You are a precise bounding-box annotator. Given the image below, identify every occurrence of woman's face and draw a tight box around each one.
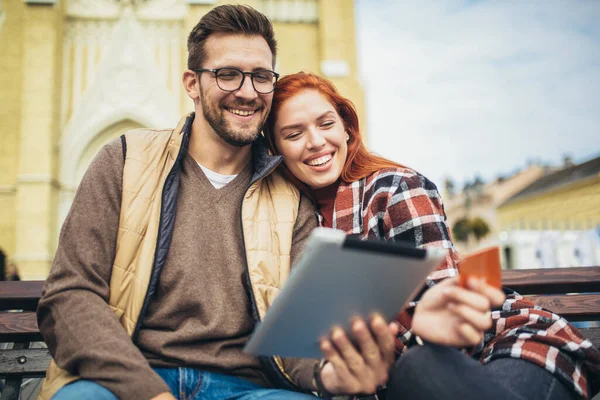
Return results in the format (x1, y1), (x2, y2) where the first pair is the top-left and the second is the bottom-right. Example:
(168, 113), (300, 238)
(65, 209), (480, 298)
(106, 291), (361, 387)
(273, 90), (348, 189)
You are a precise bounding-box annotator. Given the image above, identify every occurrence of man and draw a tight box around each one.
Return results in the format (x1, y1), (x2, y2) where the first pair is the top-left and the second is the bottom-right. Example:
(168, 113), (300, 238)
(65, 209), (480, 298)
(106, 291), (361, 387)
(37, 5), (395, 400)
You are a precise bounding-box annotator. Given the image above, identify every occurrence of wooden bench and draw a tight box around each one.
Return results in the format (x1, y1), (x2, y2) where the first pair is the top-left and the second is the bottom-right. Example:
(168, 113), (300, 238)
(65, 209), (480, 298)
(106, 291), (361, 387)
(1, 267), (599, 400)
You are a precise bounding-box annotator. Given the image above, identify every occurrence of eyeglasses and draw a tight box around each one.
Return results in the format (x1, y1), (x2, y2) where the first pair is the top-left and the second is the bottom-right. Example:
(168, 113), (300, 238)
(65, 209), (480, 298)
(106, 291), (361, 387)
(193, 67), (280, 94)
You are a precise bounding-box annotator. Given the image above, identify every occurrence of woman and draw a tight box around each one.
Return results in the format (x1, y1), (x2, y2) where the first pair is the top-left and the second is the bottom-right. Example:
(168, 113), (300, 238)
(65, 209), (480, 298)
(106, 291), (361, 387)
(265, 72), (599, 400)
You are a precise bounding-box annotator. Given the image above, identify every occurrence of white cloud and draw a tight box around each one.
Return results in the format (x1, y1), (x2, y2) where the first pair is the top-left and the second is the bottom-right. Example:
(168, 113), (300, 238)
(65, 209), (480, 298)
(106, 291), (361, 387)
(356, 0), (600, 187)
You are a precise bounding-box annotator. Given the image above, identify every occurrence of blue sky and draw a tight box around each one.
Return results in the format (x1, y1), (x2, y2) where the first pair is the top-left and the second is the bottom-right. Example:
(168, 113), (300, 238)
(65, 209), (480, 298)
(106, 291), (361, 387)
(355, 0), (600, 188)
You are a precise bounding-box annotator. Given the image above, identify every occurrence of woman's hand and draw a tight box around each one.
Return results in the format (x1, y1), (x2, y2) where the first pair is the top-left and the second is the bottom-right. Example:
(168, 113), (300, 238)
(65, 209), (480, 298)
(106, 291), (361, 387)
(317, 314), (399, 395)
(411, 276), (506, 348)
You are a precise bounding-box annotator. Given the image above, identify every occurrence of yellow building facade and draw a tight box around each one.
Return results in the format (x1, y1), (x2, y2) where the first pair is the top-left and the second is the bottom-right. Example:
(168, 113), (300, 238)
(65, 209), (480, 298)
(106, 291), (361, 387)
(498, 159), (600, 232)
(497, 157), (600, 269)
(0, 0), (365, 279)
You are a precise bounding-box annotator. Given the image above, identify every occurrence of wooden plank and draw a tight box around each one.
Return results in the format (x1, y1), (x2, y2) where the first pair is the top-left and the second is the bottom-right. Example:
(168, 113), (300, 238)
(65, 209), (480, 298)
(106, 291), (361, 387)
(0, 348), (50, 376)
(525, 294), (600, 321)
(0, 281), (44, 311)
(502, 266), (600, 295)
(0, 312), (42, 342)
(0, 342), (27, 400)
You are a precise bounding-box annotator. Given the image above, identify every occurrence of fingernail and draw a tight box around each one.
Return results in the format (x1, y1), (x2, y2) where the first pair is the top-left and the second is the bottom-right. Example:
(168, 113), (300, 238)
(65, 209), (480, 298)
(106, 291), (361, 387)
(374, 315), (385, 326)
(353, 320), (365, 331)
(333, 328), (344, 339)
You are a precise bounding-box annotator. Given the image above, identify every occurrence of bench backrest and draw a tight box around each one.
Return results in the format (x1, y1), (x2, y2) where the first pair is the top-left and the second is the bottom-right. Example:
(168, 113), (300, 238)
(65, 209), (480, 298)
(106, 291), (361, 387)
(1, 267), (599, 379)
(502, 266), (600, 347)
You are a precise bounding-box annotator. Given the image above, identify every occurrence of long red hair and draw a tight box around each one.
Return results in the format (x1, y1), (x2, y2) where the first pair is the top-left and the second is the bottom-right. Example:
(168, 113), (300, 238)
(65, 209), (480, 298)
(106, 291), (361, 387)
(264, 72), (405, 191)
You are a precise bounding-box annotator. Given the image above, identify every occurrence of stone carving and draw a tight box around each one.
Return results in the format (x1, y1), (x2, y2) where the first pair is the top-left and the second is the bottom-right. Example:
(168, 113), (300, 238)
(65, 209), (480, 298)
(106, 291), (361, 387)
(59, 8), (181, 225)
(0, 0), (5, 32)
(66, 0), (186, 20)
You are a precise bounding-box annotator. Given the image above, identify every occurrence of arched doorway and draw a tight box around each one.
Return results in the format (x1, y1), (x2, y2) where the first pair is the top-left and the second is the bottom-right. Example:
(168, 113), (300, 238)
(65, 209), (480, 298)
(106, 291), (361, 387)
(58, 119), (145, 231)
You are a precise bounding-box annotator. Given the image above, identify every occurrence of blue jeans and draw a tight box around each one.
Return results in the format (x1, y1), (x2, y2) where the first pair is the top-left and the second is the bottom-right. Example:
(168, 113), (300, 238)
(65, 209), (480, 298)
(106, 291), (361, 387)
(53, 368), (317, 400)
(387, 343), (580, 400)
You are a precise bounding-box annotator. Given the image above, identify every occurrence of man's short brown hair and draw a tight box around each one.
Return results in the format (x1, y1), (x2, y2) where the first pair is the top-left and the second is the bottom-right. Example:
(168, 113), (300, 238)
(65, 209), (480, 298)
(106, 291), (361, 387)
(187, 4), (277, 69)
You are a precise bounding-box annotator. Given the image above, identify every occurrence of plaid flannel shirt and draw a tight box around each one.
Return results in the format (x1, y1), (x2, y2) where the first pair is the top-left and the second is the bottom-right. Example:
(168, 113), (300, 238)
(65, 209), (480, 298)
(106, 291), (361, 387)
(324, 167), (599, 399)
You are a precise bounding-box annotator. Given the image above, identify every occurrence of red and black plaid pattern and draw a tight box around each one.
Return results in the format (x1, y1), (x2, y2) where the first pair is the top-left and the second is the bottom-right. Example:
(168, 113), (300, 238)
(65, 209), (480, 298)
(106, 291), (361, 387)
(324, 167), (599, 399)
(329, 167), (459, 347)
(480, 294), (600, 399)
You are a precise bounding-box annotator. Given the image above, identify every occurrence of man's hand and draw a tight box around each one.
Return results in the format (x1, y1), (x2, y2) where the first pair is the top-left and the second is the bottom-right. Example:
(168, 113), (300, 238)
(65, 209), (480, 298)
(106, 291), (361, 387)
(412, 276), (506, 347)
(318, 314), (399, 395)
(150, 392), (176, 400)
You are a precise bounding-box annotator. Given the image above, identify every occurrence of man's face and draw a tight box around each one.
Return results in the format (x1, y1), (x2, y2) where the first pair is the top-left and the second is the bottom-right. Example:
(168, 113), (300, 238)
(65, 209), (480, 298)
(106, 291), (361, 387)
(197, 33), (274, 147)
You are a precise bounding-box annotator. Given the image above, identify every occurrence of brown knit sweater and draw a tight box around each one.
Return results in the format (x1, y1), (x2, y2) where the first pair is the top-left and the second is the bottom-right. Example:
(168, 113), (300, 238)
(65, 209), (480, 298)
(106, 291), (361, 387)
(38, 139), (318, 399)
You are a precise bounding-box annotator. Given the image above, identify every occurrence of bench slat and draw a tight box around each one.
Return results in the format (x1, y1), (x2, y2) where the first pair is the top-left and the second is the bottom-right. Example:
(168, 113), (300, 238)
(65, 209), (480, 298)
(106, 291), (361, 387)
(0, 281), (44, 312)
(502, 267), (600, 295)
(0, 312), (42, 342)
(0, 348), (50, 376)
(526, 294), (600, 321)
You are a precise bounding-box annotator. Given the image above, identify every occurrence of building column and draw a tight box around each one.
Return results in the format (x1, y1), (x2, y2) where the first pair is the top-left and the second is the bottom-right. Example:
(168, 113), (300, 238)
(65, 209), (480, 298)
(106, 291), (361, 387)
(0, 0), (25, 261)
(317, 0), (367, 142)
(15, 1), (64, 279)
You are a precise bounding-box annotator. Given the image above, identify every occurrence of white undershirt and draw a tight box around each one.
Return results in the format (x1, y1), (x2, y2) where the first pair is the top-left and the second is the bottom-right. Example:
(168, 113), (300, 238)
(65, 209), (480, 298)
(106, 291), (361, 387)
(198, 163), (238, 189)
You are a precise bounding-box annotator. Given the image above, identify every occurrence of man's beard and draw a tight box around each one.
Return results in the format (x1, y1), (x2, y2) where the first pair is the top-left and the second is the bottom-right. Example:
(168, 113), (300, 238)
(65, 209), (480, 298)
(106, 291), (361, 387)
(200, 88), (267, 147)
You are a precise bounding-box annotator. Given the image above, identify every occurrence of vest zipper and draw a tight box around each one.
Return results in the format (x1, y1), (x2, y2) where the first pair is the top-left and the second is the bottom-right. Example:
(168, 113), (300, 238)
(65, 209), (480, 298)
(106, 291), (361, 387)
(238, 159), (304, 392)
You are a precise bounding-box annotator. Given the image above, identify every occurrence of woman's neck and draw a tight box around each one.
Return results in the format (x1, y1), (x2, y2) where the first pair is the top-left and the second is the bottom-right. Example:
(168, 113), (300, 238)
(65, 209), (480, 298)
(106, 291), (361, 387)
(311, 181), (340, 228)
(312, 181), (340, 205)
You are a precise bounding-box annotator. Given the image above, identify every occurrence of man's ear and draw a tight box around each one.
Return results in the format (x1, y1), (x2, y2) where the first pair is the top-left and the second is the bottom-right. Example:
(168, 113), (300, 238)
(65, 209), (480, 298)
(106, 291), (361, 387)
(182, 70), (200, 100)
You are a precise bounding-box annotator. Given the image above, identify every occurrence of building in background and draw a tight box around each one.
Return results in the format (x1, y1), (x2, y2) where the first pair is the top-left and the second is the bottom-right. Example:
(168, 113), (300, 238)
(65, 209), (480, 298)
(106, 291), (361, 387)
(497, 155), (600, 270)
(0, 0), (365, 279)
(444, 164), (550, 254)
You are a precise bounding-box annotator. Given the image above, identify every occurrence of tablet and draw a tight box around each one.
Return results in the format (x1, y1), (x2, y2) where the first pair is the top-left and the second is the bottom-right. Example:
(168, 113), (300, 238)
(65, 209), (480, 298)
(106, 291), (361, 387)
(244, 227), (446, 358)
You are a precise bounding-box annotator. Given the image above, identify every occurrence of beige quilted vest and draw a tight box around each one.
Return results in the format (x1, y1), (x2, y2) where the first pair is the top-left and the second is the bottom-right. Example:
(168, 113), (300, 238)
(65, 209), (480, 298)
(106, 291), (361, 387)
(38, 115), (300, 399)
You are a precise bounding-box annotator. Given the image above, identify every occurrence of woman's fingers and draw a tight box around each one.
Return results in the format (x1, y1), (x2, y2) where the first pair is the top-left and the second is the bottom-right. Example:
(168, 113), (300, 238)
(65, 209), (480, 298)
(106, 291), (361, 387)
(467, 277), (506, 307)
(443, 285), (491, 312)
(448, 302), (493, 331)
(457, 320), (484, 345)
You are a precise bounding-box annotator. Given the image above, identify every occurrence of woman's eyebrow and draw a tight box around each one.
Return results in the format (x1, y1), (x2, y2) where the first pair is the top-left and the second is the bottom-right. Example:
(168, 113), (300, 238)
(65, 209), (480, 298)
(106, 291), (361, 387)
(279, 122), (304, 133)
(279, 110), (336, 133)
(316, 111), (336, 121)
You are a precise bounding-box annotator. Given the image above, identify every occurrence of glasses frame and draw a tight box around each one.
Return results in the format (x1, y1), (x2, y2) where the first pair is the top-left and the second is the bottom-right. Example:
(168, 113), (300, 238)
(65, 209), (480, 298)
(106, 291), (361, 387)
(193, 67), (280, 94)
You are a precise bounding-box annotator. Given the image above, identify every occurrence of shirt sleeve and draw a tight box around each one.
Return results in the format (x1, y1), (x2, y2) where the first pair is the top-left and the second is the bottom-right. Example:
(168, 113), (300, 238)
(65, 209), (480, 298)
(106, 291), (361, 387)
(37, 138), (171, 400)
(365, 170), (459, 352)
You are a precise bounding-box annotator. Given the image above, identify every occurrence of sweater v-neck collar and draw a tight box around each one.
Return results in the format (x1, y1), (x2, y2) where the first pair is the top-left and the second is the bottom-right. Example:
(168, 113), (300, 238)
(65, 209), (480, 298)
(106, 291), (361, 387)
(185, 155), (252, 202)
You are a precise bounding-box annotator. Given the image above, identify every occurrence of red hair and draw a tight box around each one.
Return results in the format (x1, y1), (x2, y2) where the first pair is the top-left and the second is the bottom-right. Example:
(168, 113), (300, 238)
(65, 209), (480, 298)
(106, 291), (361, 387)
(265, 72), (405, 191)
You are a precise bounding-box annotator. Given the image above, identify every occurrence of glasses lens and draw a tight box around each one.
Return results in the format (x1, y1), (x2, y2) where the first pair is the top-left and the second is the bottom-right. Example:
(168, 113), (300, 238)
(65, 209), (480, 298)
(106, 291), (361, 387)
(252, 70), (276, 94)
(215, 68), (243, 91)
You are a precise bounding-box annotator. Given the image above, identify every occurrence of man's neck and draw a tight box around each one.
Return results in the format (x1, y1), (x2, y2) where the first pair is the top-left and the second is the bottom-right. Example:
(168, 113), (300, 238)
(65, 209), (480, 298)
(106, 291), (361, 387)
(188, 117), (252, 175)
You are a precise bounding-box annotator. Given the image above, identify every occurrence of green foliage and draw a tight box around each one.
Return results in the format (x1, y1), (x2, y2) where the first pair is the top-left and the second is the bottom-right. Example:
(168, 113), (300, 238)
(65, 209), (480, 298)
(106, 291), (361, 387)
(471, 217), (491, 242)
(452, 218), (471, 243)
(452, 216), (491, 243)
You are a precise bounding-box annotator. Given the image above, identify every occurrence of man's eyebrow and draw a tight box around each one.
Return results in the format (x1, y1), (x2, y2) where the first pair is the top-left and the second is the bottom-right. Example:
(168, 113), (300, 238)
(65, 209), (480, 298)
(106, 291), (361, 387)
(216, 65), (274, 72)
